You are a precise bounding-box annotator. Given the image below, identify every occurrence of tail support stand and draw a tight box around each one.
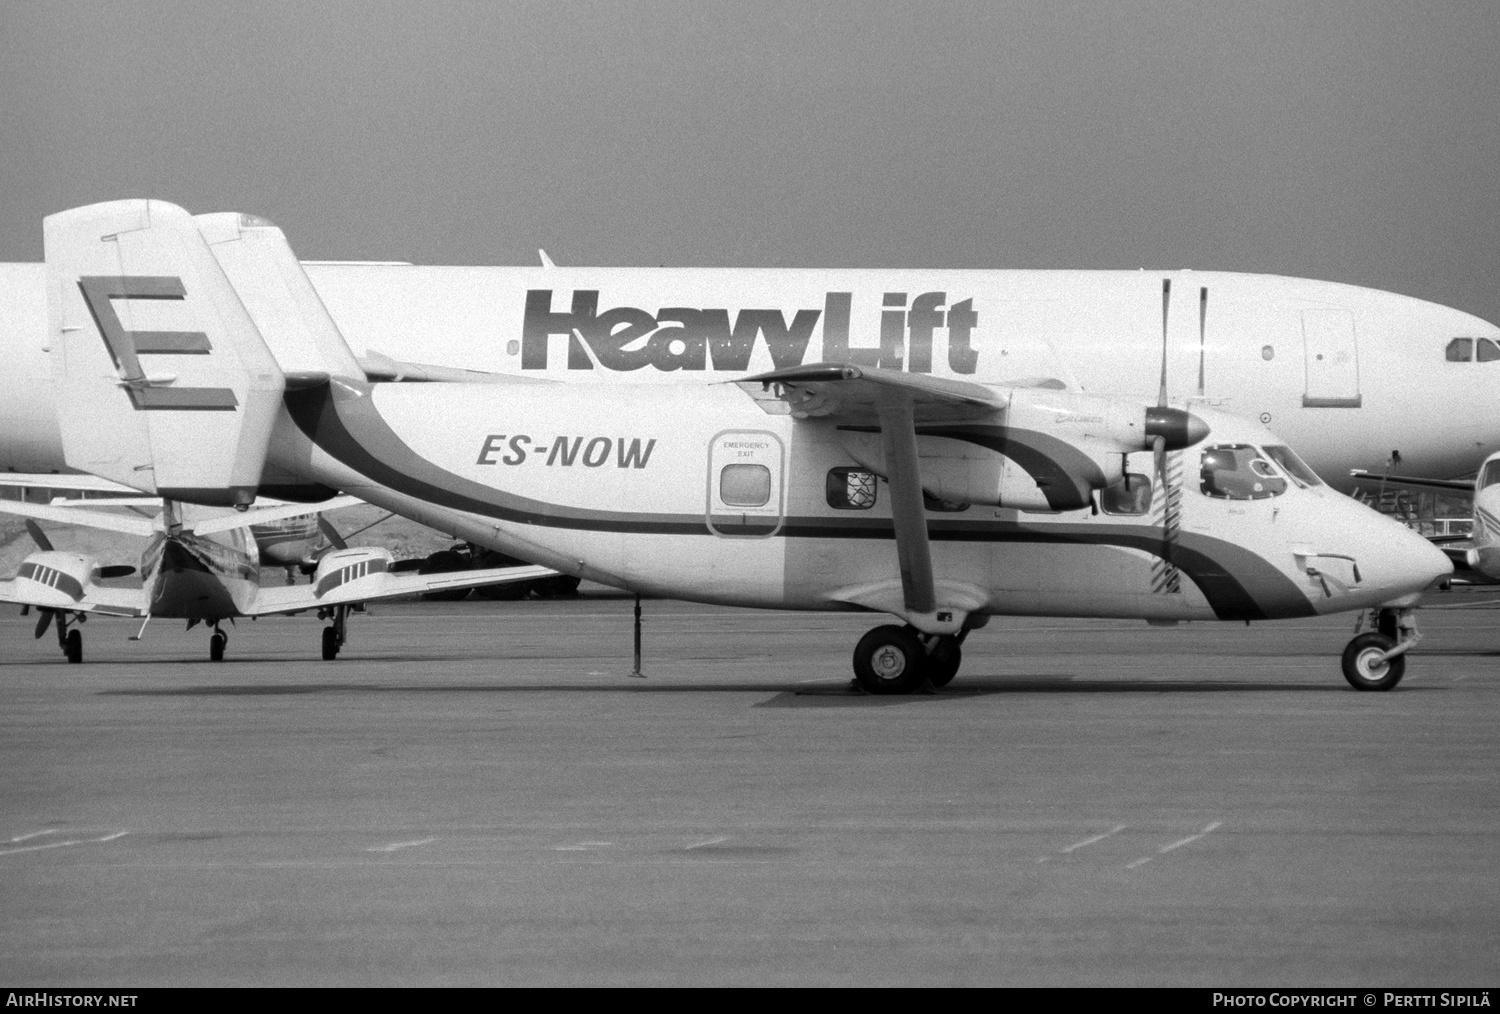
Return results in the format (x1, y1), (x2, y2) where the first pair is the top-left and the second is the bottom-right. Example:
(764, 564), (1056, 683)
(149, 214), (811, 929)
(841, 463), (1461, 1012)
(629, 594), (644, 678)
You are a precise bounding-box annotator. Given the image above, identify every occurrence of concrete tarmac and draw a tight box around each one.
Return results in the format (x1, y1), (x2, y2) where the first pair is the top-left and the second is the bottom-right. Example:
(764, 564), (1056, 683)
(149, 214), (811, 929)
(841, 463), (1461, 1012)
(2, 593), (1498, 987)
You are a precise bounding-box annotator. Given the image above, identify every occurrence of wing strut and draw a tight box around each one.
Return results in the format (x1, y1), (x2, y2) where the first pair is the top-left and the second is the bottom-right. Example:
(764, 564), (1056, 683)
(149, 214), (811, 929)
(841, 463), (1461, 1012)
(876, 394), (936, 616)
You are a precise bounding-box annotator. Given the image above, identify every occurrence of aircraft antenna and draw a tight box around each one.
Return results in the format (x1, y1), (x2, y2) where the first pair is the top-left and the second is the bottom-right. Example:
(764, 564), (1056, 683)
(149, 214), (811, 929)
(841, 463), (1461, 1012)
(1197, 286), (1208, 398)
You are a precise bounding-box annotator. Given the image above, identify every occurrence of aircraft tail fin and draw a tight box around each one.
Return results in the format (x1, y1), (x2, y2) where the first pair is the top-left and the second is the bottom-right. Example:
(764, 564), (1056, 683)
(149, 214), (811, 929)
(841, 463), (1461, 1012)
(193, 213), (364, 382)
(44, 201), (286, 506)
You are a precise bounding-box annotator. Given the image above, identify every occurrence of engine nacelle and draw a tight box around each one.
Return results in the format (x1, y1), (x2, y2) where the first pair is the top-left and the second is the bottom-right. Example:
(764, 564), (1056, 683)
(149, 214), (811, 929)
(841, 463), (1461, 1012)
(838, 389), (1209, 512)
(14, 551), (98, 607)
(312, 547), (395, 599)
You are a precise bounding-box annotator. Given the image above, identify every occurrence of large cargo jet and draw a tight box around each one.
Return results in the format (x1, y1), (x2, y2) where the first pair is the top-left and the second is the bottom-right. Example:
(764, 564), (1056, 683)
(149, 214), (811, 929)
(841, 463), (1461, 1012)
(2, 251), (1498, 487)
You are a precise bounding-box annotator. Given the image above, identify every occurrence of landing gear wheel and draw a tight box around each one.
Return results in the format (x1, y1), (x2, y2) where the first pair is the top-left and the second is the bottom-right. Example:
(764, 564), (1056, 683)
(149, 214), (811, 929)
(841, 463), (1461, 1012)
(321, 626), (340, 661)
(209, 631), (227, 662)
(852, 624), (928, 695)
(1342, 632), (1405, 691)
(64, 628), (82, 664)
(926, 638), (962, 688)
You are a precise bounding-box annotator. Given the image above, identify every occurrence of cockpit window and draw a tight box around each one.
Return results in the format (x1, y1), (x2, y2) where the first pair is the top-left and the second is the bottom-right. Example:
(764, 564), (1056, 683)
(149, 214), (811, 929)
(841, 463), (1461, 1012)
(1261, 444), (1325, 488)
(1447, 338), (1474, 362)
(1479, 338), (1500, 362)
(1481, 460), (1500, 489)
(1200, 444), (1288, 500)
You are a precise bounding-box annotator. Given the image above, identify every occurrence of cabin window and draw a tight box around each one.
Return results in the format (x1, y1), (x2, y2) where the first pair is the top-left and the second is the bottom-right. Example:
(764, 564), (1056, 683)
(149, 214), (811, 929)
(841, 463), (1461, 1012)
(827, 467), (878, 509)
(1480, 338), (1500, 362)
(1261, 444), (1324, 488)
(1447, 338), (1474, 362)
(1200, 444), (1287, 500)
(1100, 474), (1153, 515)
(720, 464), (771, 507)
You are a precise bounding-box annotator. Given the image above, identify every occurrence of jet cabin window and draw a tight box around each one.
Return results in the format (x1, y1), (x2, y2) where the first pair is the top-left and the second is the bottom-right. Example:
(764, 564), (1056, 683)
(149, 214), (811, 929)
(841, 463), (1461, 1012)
(827, 467), (878, 510)
(1446, 337), (1500, 362)
(720, 464), (771, 507)
(1100, 474), (1153, 515)
(1200, 444), (1288, 500)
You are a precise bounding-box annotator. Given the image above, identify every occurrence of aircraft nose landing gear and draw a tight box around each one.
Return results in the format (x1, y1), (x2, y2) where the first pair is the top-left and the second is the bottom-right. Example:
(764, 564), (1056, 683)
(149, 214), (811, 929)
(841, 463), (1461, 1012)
(1342, 607), (1420, 691)
(209, 626), (227, 662)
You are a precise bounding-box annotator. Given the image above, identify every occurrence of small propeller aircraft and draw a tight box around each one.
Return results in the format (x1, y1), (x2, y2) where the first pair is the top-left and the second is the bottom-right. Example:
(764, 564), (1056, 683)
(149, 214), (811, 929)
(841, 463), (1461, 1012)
(0, 493), (554, 663)
(1351, 453), (1500, 583)
(26, 200), (1453, 690)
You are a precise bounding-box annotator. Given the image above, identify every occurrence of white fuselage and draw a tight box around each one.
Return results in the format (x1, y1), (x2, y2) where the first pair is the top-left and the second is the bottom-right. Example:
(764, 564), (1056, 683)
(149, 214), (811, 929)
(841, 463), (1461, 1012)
(269, 378), (1449, 622)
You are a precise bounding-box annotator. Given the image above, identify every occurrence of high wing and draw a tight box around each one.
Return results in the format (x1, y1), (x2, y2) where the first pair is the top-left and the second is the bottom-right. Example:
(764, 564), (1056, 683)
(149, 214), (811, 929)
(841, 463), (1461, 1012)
(745, 363), (1005, 423)
(1348, 469), (1474, 493)
(247, 562), (558, 616)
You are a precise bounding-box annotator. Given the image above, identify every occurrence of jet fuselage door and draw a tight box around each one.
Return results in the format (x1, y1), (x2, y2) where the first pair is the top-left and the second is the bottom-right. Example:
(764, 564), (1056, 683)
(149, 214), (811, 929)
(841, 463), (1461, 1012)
(706, 429), (785, 537)
(1301, 309), (1362, 408)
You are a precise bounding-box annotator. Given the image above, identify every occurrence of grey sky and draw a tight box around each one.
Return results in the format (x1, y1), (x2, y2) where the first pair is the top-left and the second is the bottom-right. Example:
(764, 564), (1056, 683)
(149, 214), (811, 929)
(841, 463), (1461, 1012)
(3, 1), (1498, 321)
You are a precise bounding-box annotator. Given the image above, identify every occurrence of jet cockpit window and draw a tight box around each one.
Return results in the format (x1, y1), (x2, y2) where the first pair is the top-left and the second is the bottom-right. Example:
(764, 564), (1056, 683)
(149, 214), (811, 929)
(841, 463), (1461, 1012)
(1479, 338), (1500, 362)
(1446, 338), (1474, 362)
(720, 463), (771, 507)
(1261, 444), (1325, 488)
(827, 467), (878, 510)
(1200, 444), (1288, 500)
(1480, 460), (1500, 489)
(1100, 473), (1153, 515)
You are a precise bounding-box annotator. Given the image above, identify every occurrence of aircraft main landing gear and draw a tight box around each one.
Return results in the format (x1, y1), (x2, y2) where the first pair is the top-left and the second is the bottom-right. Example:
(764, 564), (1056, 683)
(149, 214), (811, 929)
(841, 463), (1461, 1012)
(39, 609), (85, 664)
(320, 605), (349, 660)
(1342, 607), (1420, 691)
(851, 625), (968, 695)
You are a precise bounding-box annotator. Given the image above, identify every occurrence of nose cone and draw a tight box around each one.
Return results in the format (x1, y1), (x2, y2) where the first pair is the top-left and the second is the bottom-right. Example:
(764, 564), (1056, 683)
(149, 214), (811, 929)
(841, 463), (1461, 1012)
(1374, 522), (1453, 604)
(1145, 407), (1211, 450)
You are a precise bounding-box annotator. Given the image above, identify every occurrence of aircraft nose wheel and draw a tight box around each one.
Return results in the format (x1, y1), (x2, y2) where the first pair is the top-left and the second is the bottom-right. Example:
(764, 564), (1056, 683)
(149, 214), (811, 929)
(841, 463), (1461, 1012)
(852, 625), (928, 695)
(209, 630), (227, 662)
(64, 628), (82, 664)
(1341, 632), (1405, 691)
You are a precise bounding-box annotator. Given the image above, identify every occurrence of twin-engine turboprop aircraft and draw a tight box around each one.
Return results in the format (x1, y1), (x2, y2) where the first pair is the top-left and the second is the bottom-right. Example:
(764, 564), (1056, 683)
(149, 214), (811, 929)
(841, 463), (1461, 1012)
(25, 200), (1451, 691)
(0, 493), (554, 663)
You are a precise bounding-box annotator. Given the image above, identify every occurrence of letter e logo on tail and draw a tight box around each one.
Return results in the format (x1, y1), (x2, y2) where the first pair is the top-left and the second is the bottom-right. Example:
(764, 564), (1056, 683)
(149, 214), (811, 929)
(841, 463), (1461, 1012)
(78, 275), (238, 411)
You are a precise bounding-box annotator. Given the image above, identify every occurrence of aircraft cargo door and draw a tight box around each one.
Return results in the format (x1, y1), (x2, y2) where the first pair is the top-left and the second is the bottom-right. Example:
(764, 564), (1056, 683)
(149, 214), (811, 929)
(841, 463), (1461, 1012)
(1301, 309), (1361, 408)
(706, 430), (784, 537)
